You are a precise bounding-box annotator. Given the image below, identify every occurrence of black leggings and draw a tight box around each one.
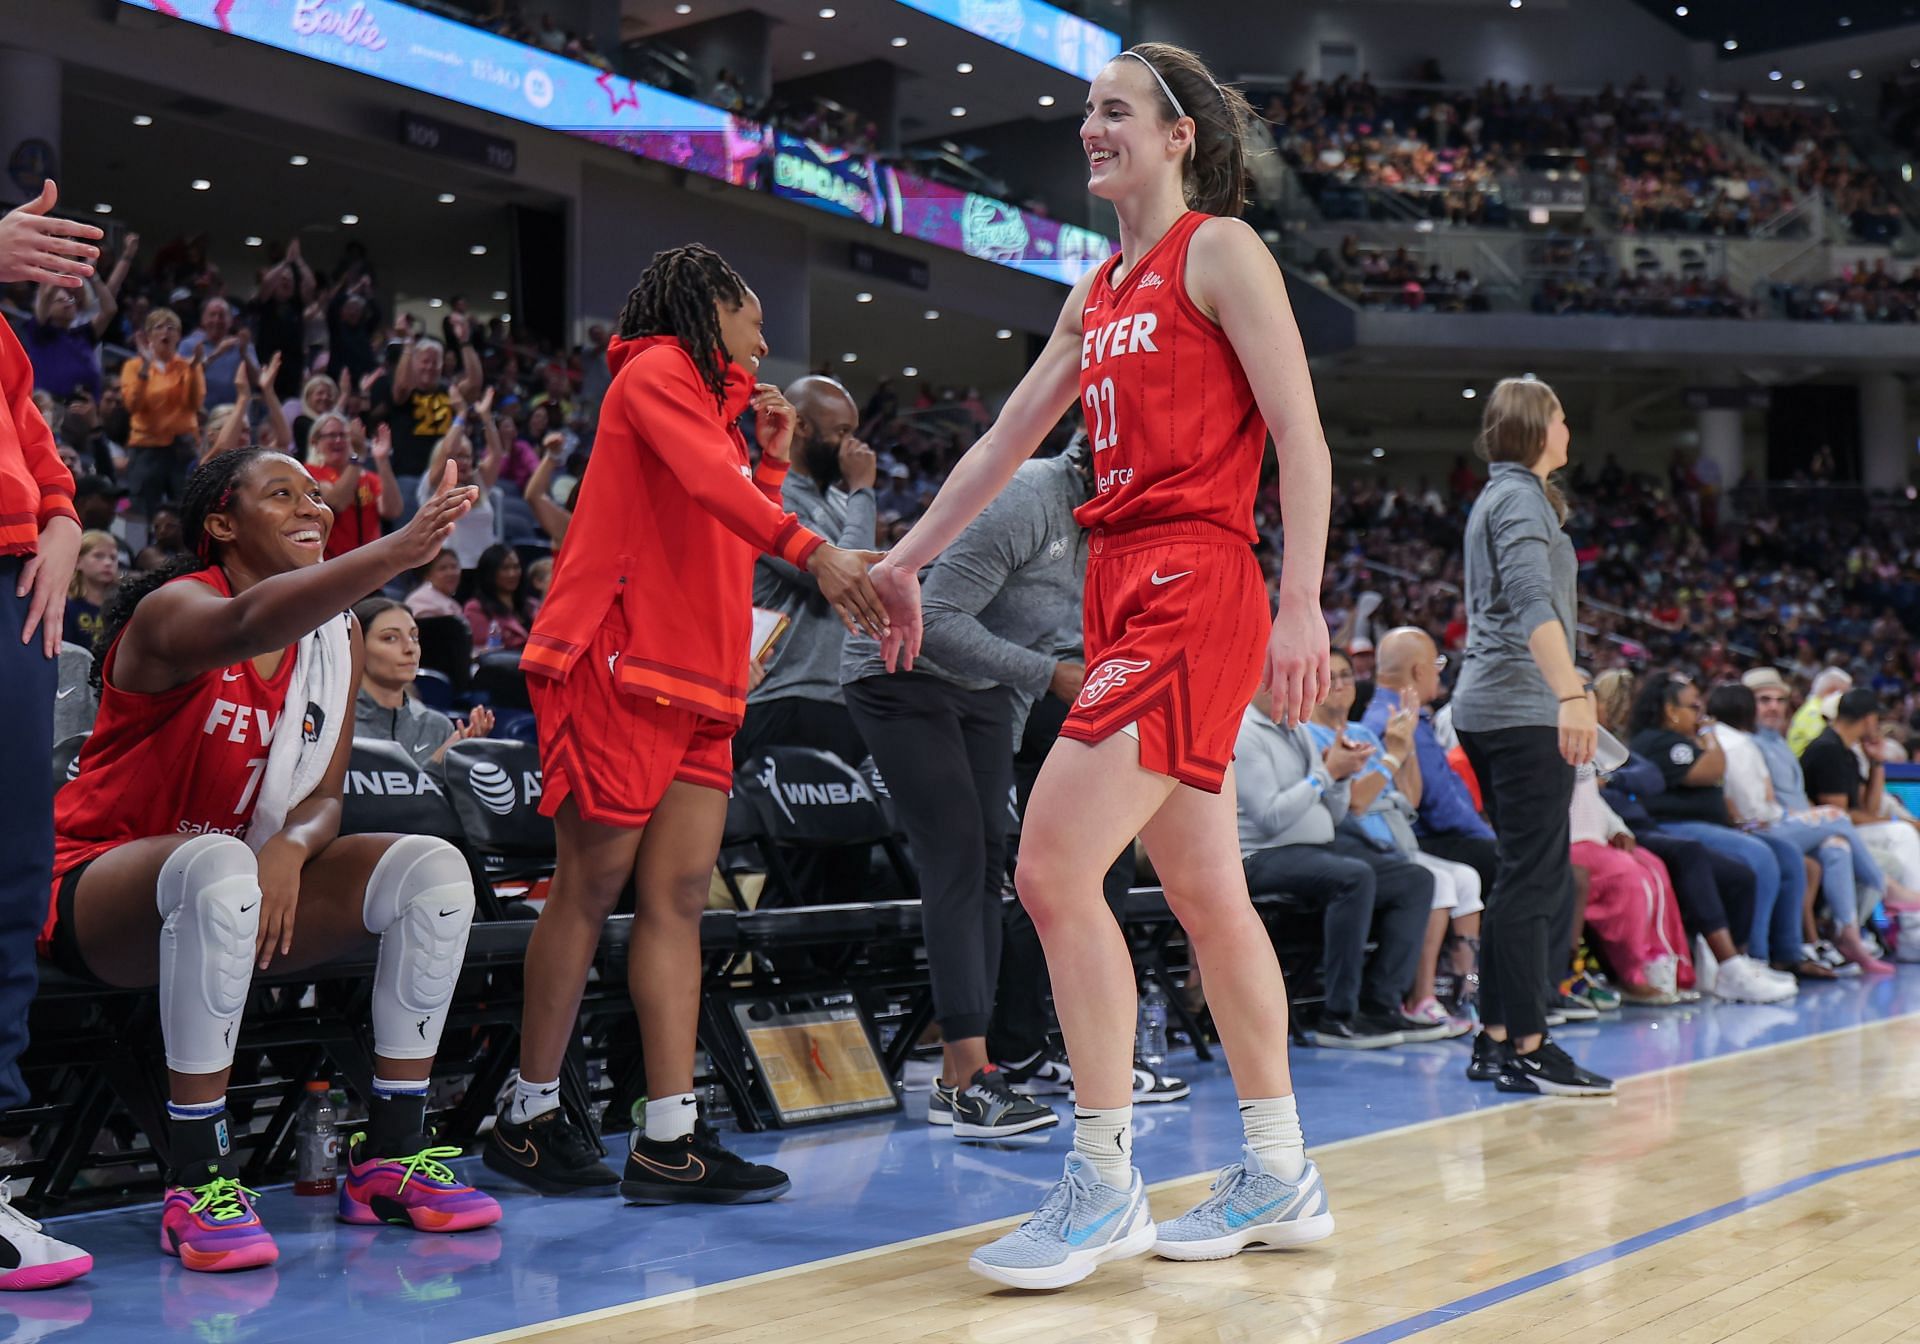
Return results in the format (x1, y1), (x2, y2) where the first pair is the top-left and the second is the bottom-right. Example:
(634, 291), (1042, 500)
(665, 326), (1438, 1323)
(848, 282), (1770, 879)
(845, 674), (1013, 1041)
(1458, 725), (1575, 1040)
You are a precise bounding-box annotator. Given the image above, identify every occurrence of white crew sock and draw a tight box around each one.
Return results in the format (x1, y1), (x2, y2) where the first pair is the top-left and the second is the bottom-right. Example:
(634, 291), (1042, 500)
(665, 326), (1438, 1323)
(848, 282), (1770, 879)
(509, 1076), (561, 1125)
(1072, 1104), (1134, 1190)
(644, 1092), (698, 1143)
(1240, 1094), (1307, 1181)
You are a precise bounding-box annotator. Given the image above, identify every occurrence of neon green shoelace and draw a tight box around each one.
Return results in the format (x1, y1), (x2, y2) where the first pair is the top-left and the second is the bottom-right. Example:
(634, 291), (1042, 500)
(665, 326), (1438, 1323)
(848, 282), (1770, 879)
(188, 1177), (260, 1223)
(385, 1144), (463, 1192)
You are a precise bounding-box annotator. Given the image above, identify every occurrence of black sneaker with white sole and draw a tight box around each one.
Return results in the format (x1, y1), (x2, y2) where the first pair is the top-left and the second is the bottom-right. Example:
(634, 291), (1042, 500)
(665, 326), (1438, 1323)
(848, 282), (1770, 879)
(933, 1067), (1059, 1139)
(1311, 1013), (1405, 1050)
(621, 1119), (791, 1204)
(1465, 1030), (1505, 1082)
(998, 1045), (1075, 1096)
(482, 1104), (620, 1194)
(1495, 1038), (1614, 1097)
(1129, 1060), (1190, 1104)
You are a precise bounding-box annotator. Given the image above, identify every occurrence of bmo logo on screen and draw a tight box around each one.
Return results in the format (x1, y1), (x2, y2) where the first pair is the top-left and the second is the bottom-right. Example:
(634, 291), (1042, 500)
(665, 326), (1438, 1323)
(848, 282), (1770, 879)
(523, 67), (555, 109)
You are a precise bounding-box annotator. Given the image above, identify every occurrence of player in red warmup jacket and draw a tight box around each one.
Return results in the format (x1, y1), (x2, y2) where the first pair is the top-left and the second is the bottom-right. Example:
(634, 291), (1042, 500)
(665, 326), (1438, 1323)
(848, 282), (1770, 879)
(869, 44), (1338, 1288)
(484, 245), (884, 1204)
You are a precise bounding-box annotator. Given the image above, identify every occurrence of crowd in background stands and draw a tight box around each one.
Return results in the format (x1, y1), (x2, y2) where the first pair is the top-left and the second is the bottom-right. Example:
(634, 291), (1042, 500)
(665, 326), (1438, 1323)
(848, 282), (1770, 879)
(1726, 97), (1904, 246)
(1265, 73), (1796, 237)
(1301, 239), (1489, 312)
(1778, 259), (1920, 324)
(1532, 270), (1753, 318)
(1290, 462), (1920, 754)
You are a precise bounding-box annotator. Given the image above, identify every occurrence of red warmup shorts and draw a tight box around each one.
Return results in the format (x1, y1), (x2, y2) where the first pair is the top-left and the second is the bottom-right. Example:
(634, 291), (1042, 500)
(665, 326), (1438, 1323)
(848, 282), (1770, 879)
(529, 614), (735, 827)
(1059, 521), (1269, 793)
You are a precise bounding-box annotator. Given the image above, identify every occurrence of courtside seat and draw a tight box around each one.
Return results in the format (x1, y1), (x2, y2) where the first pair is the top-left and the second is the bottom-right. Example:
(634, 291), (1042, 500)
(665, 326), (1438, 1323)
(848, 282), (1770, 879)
(442, 738), (556, 887)
(733, 747), (917, 904)
(472, 649), (530, 710)
(340, 738), (465, 841)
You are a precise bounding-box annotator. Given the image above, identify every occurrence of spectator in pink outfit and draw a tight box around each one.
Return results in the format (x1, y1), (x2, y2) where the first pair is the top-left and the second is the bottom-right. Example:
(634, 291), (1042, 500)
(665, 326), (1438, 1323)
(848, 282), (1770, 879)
(406, 547), (465, 621)
(1569, 763), (1694, 1002)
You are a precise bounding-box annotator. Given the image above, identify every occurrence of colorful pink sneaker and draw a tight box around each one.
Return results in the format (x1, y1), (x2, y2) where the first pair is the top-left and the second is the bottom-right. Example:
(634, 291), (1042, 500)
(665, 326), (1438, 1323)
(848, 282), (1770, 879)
(1403, 997), (1475, 1040)
(337, 1138), (501, 1233)
(160, 1170), (279, 1272)
(0, 1187), (91, 1289)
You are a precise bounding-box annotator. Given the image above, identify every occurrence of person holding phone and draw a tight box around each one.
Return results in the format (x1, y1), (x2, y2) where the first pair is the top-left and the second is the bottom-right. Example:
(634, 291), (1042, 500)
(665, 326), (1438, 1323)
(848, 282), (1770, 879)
(1450, 377), (1612, 1098)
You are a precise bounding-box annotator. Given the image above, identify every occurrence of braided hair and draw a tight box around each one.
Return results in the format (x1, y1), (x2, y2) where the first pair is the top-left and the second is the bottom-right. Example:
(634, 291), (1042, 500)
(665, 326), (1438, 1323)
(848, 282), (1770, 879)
(90, 448), (271, 690)
(615, 244), (748, 411)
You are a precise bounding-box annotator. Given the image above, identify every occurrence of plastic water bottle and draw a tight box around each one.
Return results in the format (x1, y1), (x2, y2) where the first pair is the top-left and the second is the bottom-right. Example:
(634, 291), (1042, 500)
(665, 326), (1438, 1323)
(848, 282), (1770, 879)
(294, 1079), (339, 1196)
(1137, 980), (1169, 1067)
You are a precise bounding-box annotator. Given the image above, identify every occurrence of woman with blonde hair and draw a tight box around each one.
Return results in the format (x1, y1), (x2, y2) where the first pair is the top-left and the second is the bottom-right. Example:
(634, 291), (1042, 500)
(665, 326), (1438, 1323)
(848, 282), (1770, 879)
(62, 529), (119, 652)
(1451, 377), (1613, 1096)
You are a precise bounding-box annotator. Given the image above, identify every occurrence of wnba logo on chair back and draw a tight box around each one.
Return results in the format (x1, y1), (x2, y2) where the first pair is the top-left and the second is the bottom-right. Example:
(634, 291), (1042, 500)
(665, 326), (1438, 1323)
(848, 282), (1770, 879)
(1078, 658), (1152, 708)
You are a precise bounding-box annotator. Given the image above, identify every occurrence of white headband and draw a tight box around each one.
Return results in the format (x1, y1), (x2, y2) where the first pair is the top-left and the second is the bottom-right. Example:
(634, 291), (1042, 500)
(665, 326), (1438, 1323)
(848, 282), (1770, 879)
(1116, 49), (1187, 123)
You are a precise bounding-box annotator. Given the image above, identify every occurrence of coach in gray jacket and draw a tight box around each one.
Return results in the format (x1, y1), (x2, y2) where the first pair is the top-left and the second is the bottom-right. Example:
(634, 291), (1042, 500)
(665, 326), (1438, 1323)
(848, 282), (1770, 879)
(736, 376), (878, 767)
(842, 446), (1089, 1132)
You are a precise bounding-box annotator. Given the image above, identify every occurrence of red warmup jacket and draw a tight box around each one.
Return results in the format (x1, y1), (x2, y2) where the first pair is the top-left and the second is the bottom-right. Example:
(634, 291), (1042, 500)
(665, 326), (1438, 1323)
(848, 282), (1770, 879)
(523, 335), (825, 723)
(0, 320), (79, 555)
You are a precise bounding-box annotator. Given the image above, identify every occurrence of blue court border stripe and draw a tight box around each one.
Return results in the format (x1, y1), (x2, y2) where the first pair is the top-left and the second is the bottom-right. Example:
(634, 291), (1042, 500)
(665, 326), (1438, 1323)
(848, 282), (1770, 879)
(1339, 1145), (1920, 1343)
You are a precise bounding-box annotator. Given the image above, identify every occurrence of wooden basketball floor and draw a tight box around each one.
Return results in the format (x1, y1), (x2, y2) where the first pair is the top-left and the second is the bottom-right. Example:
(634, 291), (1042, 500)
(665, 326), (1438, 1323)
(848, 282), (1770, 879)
(468, 1015), (1920, 1344)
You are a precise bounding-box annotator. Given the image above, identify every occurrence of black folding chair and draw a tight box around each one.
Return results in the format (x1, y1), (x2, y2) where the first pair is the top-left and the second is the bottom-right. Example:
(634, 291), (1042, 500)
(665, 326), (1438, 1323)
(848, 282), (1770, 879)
(733, 747), (917, 904)
(442, 739), (557, 894)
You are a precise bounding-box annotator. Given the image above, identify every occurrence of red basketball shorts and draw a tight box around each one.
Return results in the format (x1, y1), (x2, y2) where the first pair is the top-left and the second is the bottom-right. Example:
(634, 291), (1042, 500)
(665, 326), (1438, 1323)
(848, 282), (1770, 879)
(528, 614), (735, 827)
(1059, 521), (1270, 793)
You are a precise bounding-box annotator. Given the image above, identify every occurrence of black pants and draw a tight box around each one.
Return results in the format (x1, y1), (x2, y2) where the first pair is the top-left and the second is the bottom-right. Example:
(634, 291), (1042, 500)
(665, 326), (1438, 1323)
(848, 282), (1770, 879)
(0, 558), (55, 1109)
(128, 439), (192, 518)
(1458, 726), (1575, 1039)
(1243, 833), (1432, 1020)
(846, 674), (1013, 1041)
(1637, 830), (1750, 942)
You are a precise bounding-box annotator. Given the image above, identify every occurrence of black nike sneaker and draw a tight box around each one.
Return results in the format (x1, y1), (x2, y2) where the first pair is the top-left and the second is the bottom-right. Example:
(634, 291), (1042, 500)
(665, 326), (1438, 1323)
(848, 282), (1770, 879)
(1465, 1030), (1505, 1083)
(620, 1119), (791, 1205)
(1495, 1038), (1614, 1097)
(482, 1104), (619, 1194)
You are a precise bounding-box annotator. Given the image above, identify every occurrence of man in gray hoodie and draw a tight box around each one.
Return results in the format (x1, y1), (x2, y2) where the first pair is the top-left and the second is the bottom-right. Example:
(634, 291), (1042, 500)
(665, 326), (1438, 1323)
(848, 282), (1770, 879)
(735, 376), (878, 768)
(843, 445), (1093, 1140)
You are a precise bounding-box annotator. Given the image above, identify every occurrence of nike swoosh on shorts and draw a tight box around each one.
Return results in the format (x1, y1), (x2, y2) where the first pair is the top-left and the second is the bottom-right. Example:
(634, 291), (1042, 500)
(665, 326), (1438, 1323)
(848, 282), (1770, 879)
(1149, 570), (1193, 586)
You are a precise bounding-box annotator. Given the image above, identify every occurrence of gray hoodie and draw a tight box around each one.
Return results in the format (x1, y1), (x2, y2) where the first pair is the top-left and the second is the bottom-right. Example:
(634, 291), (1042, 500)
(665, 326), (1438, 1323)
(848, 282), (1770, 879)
(841, 454), (1090, 697)
(751, 472), (878, 705)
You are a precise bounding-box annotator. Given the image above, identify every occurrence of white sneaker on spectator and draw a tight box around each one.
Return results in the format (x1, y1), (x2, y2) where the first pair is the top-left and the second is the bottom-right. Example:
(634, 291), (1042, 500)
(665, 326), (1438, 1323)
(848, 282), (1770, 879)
(1693, 935), (1718, 994)
(1714, 956), (1796, 1004)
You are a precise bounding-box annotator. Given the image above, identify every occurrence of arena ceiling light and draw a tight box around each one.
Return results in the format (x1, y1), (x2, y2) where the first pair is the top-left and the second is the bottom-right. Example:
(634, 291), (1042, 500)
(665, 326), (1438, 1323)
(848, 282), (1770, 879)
(244, 236), (263, 247)
(92, 202), (111, 214)
(190, 178), (211, 191)
(469, 244), (488, 255)
(1371, 447), (1386, 458)
(1769, 70), (1783, 81)
(903, 365), (919, 376)
(674, 2), (691, 11)
(995, 328), (1013, 339)
(1508, 0), (1521, 8)
(891, 36), (908, 46)
(924, 309), (941, 319)
(289, 154), (309, 166)
(1461, 387), (1477, 399)
(429, 298), (444, 308)
(949, 106), (966, 117)
(132, 114), (153, 127)
(1038, 95), (1056, 106)
(818, 6), (835, 16)
(437, 192), (457, 203)
(340, 213), (359, 224)
(1723, 38), (1739, 50)
(1850, 69), (1863, 80)
(840, 352), (857, 362)
(500, 314), (512, 323)
(1673, 4), (1687, 13)
(957, 62), (974, 73)
(491, 289), (508, 300)
(1791, 79), (1806, 90)
(801, 50), (817, 60)
(1839, 15), (1852, 26)
(855, 292), (873, 303)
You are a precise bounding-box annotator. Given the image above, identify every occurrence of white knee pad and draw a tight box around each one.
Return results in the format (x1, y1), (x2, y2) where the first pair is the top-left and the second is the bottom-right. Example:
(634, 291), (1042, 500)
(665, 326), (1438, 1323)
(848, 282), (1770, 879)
(156, 835), (262, 1076)
(362, 836), (475, 1061)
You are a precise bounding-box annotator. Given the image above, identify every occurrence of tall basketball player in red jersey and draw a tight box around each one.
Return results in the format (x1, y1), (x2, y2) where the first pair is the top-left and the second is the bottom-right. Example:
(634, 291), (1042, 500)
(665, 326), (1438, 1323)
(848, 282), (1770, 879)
(870, 44), (1335, 1288)
(485, 245), (885, 1205)
(52, 448), (501, 1273)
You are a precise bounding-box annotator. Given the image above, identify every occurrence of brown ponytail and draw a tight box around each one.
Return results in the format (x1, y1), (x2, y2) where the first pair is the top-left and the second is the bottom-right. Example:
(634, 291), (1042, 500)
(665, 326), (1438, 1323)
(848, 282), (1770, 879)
(1118, 42), (1259, 218)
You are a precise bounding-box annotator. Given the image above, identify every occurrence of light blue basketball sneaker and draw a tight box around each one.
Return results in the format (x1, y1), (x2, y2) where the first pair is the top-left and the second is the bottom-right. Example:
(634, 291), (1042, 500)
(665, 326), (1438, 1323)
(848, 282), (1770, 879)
(967, 1152), (1155, 1290)
(1153, 1146), (1335, 1261)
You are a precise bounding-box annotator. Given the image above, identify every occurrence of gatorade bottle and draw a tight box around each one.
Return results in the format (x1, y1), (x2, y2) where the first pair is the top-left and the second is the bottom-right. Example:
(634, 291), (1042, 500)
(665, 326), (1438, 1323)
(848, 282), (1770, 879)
(294, 1079), (340, 1195)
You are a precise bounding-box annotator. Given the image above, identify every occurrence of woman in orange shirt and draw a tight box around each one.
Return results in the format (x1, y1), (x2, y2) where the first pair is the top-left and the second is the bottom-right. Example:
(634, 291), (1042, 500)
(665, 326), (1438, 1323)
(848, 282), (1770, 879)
(483, 245), (884, 1203)
(121, 306), (207, 517)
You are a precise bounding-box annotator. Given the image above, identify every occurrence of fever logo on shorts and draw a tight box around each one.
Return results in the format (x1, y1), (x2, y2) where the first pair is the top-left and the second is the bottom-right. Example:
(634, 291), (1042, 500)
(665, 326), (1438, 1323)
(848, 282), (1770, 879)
(469, 761), (518, 816)
(1078, 657), (1152, 708)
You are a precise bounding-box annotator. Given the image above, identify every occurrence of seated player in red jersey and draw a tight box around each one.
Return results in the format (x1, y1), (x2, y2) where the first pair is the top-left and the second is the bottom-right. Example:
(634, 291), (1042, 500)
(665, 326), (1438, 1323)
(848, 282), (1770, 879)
(51, 448), (501, 1272)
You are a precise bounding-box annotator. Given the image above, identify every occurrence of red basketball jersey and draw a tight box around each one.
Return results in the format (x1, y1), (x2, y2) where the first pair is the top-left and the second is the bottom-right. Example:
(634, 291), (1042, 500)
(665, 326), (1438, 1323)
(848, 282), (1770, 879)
(53, 569), (299, 888)
(1074, 210), (1266, 542)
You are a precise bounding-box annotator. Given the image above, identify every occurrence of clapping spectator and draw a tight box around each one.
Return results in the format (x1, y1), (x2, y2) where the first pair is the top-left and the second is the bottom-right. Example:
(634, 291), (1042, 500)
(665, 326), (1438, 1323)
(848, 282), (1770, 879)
(352, 597), (495, 772)
(199, 352), (290, 465)
(292, 372), (342, 455)
(177, 295), (257, 407)
(370, 313), (483, 486)
(120, 307), (205, 516)
(464, 542), (532, 652)
(246, 239), (313, 399)
(406, 547), (465, 622)
(419, 387), (501, 568)
(326, 273), (383, 385)
(309, 414), (401, 558)
(22, 268), (121, 401)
